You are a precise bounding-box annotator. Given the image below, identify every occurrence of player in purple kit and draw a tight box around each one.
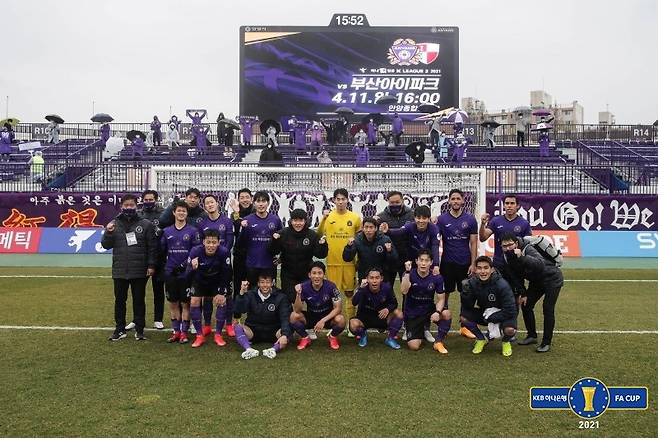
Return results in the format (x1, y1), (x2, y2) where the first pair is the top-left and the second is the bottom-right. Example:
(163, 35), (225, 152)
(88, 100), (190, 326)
(349, 267), (404, 350)
(236, 191), (282, 285)
(198, 194), (235, 336)
(161, 200), (201, 344)
(187, 229), (233, 348)
(400, 250), (452, 353)
(479, 194), (532, 270)
(437, 189), (478, 339)
(290, 262), (345, 350)
(233, 273), (291, 360)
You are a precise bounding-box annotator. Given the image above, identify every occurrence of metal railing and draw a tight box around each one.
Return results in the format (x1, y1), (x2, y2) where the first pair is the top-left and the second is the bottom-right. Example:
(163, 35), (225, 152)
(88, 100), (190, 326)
(2, 161), (656, 194)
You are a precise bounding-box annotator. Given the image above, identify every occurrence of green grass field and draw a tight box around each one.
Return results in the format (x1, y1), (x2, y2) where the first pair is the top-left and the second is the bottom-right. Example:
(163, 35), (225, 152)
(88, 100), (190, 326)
(1, 267), (656, 437)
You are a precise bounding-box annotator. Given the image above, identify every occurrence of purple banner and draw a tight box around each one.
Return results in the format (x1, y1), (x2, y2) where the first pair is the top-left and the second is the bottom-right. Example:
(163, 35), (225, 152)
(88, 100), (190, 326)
(0, 192), (656, 231)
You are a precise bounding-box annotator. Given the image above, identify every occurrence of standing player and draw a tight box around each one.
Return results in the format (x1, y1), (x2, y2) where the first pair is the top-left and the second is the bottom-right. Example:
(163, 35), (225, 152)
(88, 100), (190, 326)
(437, 189), (478, 339)
(233, 273), (291, 360)
(400, 250), (452, 353)
(375, 191), (414, 284)
(460, 256), (517, 357)
(479, 194), (531, 270)
(349, 268), (404, 350)
(197, 194), (235, 337)
(268, 209), (328, 304)
(161, 200), (201, 344)
(236, 191), (282, 285)
(229, 188), (254, 333)
(318, 188), (362, 325)
(187, 229), (233, 348)
(290, 261), (345, 350)
(158, 187), (207, 228)
(342, 217), (398, 284)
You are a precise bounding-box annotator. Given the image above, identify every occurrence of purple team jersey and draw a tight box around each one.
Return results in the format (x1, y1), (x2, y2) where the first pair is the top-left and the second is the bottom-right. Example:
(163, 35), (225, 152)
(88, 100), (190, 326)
(197, 215), (235, 251)
(404, 270), (444, 319)
(300, 279), (341, 315)
(239, 213), (283, 269)
(161, 224), (200, 276)
(353, 282), (398, 318)
(488, 214), (532, 266)
(390, 222), (441, 265)
(186, 244), (232, 292)
(437, 211), (478, 265)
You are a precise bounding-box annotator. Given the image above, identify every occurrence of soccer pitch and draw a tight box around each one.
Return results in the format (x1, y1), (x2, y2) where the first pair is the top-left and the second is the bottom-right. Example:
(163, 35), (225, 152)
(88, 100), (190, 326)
(1, 267), (656, 437)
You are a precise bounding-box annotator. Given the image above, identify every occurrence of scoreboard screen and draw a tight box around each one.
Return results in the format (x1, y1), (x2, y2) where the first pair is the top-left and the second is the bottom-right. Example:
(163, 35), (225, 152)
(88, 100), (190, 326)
(240, 25), (459, 120)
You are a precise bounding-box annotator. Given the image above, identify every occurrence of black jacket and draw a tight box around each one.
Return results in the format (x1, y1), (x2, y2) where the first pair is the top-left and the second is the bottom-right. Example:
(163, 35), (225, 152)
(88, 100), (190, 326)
(234, 288), (292, 337)
(158, 203), (207, 228)
(461, 271), (517, 323)
(259, 146), (283, 167)
(342, 231), (398, 280)
(101, 213), (158, 279)
(502, 238), (564, 295)
(376, 205), (414, 267)
(268, 226), (328, 281)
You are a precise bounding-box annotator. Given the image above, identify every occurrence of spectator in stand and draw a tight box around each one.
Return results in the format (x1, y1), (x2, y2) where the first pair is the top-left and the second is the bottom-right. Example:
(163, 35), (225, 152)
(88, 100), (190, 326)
(0, 123), (14, 161)
(516, 113), (526, 147)
(151, 116), (162, 147)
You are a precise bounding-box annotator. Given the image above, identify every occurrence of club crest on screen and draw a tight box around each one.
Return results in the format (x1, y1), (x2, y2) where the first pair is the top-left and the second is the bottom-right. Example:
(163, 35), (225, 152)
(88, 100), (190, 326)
(387, 39), (440, 66)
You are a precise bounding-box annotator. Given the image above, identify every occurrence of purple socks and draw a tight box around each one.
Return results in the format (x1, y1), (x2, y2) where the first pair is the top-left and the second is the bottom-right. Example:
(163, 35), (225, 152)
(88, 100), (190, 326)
(291, 321), (307, 338)
(181, 320), (190, 334)
(171, 319), (180, 333)
(234, 324), (251, 350)
(215, 305), (227, 334)
(330, 324), (344, 337)
(202, 298), (213, 326)
(463, 321), (485, 340)
(436, 318), (451, 342)
(387, 317), (403, 339)
(190, 306), (202, 335)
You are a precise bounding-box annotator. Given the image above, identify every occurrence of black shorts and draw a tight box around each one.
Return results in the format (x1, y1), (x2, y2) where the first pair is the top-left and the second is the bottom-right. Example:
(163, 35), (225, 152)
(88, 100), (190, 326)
(353, 312), (388, 331)
(303, 310), (333, 329)
(165, 276), (190, 303)
(405, 312), (431, 341)
(460, 307), (517, 329)
(247, 325), (280, 344)
(190, 283), (225, 298)
(440, 261), (470, 293)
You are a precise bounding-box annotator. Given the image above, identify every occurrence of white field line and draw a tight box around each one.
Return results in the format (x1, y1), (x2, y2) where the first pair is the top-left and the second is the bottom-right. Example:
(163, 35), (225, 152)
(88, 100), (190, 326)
(0, 275), (657, 283)
(0, 325), (656, 334)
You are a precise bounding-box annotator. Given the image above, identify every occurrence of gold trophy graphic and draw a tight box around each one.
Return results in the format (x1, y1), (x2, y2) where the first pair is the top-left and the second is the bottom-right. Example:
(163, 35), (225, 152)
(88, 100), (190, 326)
(581, 386), (596, 411)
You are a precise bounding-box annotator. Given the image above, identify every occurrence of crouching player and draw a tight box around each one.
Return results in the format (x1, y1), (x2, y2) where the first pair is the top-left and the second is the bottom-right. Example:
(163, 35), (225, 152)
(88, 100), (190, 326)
(187, 229), (233, 348)
(290, 261), (345, 350)
(400, 250), (452, 353)
(460, 256), (517, 357)
(233, 273), (292, 359)
(349, 267), (404, 349)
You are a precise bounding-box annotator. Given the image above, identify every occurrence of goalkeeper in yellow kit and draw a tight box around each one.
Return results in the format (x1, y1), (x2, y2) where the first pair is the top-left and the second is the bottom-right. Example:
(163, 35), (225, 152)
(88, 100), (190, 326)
(318, 188), (362, 324)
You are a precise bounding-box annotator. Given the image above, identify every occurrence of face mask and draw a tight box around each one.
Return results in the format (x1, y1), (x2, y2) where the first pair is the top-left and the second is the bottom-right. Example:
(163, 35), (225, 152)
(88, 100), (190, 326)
(388, 204), (402, 214)
(122, 208), (137, 217)
(143, 201), (156, 211)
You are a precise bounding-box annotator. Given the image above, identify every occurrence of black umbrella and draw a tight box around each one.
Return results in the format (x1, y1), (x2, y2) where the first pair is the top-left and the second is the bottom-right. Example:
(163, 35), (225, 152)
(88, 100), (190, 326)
(361, 113), (388, 125)
(126, 130), (146, 141)
(91, 113), (114, 123)
(0, 118), (19, 127)
(405, 141), (427, 164)
(334, 107), (354, 115)
(219, 118), (240, 130)
(45, 114), (65, 124)
(418, 104), (440, 113)
(480, 120), (501, 129)
(259, 119), (281, 135)
(375, 95), (397, 105)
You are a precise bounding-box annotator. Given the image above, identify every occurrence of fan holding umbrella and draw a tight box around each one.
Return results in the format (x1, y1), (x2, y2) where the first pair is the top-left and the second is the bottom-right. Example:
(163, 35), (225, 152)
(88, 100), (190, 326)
(126, 129), (146, 160)
(445, 108), (469, 136)
(92, 113), (113, 145)
(260, 119), (281, 147)
(480, 120), (501, 148)
(45, 114), (64, 144)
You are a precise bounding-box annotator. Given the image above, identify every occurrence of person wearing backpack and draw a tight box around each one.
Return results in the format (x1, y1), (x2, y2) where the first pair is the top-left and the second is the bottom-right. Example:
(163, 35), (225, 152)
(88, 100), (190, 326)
(499, 232), (564, 353)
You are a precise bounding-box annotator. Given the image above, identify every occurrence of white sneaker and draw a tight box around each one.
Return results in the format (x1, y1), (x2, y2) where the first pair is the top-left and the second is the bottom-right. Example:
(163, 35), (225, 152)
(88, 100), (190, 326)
(262, 347), (277, 359)
(125, 322), (136, 331)
(402, 331), (408, 341)
(424, 330), (435, 343)
(153, 321), (164, 330)
(307, 329), (318, 340)
(190, 325), (197, 334)
(241, 348), (260, 360)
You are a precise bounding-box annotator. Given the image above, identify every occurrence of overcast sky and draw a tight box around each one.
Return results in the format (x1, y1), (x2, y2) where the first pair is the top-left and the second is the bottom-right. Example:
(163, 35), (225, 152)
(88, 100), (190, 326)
(1, 0), (656, 124)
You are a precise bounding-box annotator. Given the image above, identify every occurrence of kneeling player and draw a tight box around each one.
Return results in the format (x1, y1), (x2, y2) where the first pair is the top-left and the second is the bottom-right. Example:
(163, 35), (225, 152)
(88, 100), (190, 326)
(290, 261), (345, 350)
(233, 272), (292, 359)
(187, 229), (233, 348)
(349, 267), (404, 349)
(400, 250), (452, 353)
(460, 256), (517, 357)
